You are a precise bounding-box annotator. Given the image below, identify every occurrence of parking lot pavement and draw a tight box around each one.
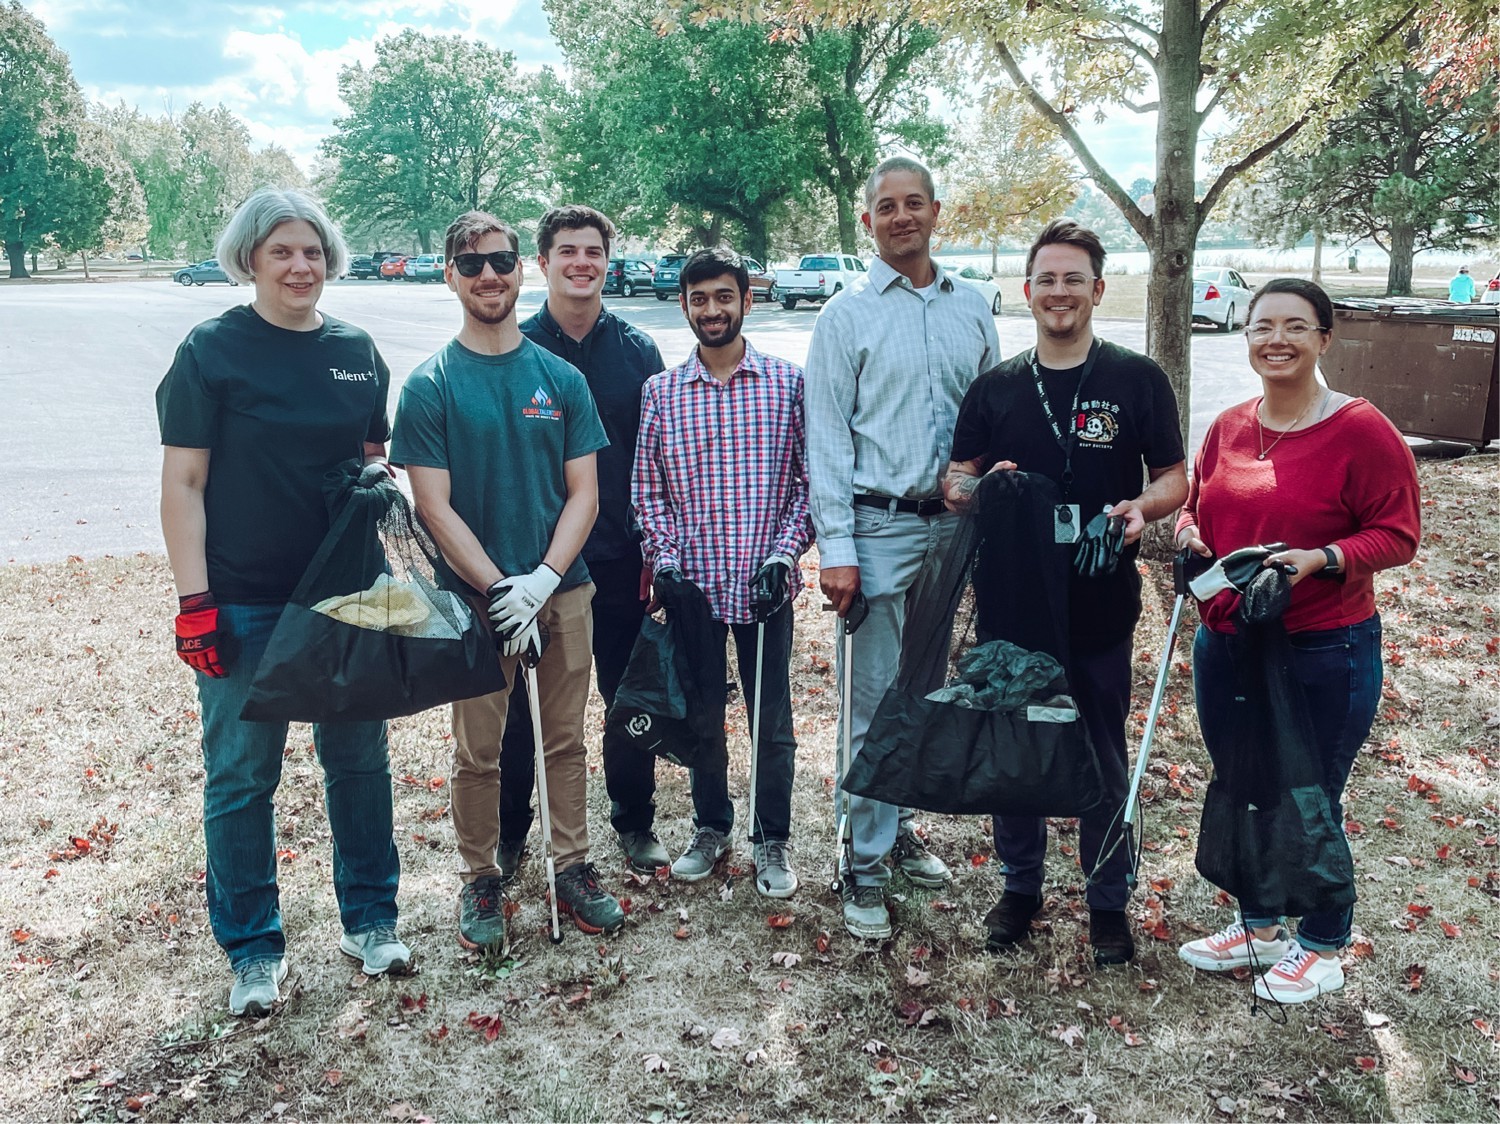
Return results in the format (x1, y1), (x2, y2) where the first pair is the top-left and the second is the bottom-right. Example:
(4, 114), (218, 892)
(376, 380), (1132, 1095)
(1, 278), (1258, 563)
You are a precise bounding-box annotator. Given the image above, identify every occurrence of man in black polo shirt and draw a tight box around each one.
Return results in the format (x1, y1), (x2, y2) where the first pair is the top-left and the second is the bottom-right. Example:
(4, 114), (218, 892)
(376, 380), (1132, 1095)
(497, 205), (669, 876)
(943, 218), (1187, 965)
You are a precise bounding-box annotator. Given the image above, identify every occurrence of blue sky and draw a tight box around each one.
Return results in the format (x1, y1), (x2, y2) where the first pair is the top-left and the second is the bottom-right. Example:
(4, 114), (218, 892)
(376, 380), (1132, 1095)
(29, 0), (1158, 185)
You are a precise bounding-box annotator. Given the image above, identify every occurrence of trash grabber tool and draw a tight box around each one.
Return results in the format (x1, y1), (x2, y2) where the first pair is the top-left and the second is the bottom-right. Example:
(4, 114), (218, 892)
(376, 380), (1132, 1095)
(823, 592), (869, 896)
(1120, 549), (1191, 891)
(522, 627), (564, 944)
(747, 617), (767, 848)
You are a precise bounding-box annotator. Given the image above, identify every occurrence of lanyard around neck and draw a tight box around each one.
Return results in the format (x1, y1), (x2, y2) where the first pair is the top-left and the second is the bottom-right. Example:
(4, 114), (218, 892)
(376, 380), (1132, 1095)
(1030, 339), (1100, 501)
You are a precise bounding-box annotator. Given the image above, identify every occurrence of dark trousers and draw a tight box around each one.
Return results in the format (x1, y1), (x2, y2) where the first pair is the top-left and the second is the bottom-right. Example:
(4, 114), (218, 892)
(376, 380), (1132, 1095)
(498, 554), (654, 840)
(689, 602), (797, 843)
(992, 632), (1133, 910)
(1193, 616), (1382, 950)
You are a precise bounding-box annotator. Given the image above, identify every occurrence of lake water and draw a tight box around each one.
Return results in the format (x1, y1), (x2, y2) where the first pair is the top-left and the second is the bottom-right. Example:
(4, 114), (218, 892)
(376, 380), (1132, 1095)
(932, 243), (1482, 278)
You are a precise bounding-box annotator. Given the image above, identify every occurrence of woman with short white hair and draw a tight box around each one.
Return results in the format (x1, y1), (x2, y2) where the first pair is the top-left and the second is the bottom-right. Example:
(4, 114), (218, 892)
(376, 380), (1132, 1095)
(156, 188), (411, 1016)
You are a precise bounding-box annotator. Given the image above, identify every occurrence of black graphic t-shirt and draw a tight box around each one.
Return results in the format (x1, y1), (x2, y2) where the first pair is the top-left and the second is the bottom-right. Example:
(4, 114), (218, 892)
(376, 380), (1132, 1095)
(156, 305), (391, 603)
(951, 339), (1184, 646)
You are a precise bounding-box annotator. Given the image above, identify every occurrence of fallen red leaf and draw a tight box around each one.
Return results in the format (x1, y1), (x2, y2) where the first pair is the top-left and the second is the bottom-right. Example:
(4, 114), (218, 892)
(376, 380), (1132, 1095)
(1406, 903), (1433, 919)
(766, 913), (794, 929)
(875, 1056), (899, 1074)
(970, 853), (988, 867)
(1349, 935), (1375, 959)
(1403, 964), (1425, 992)
(1435, 844), (1452, 861)
(930, 900), (958, 912)
(11, 929), (31, 944)
(399, 992), (428, 1011)
(324, 1070), (344, 1086)
(1353, 1056), (1378, 1072)
(1453, 1066), (1477, 1084)
(1440, 921), (1461, 939)
(672, 925), (690, 940)
(815, 930), (831, 953)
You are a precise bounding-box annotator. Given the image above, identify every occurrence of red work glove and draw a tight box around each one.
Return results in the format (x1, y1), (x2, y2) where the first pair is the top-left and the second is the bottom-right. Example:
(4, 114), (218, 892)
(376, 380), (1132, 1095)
(175, 591), (227, 677)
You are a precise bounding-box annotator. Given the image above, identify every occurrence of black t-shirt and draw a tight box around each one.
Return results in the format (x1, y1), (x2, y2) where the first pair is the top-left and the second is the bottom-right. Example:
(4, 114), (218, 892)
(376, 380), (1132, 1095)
(156, 305), (391, 604)
(951, 339), (1184, 645)
(521, 303), (664, 564)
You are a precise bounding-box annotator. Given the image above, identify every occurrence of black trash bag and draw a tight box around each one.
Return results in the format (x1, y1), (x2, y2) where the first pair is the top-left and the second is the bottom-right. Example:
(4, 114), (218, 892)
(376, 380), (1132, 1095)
(241, 461), (506, 723)
(1194, 566), (1356, 918)
(606, 576), (726, 768)
(842, 471), (1104, 818)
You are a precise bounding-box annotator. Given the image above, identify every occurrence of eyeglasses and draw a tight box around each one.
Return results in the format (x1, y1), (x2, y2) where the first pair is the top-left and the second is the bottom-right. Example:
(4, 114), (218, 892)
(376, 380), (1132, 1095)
(452, 250), (519, 278)
(1244, 323), (1329, 341)
(1028, 273), (1097, 292)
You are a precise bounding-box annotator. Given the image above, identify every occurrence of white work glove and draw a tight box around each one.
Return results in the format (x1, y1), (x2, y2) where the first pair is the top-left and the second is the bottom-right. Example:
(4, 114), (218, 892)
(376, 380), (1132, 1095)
(487, 564), (561, 638)
(501, 618), (542, 661)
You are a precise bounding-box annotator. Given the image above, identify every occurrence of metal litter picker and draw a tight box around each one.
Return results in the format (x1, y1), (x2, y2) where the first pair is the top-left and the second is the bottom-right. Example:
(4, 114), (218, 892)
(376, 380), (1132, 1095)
(825, 593), (870, 896)
(523, 632), (564, 944)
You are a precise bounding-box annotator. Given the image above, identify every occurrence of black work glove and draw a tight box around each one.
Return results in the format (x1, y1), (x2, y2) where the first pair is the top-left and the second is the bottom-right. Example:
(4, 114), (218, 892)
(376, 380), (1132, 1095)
(749, 559), (790, 623)
(1188, 543), (1289, 599)
(1237, 564), (1294, 626)
(1073, 509), (1127, 579)
(652, 567), (684, 609)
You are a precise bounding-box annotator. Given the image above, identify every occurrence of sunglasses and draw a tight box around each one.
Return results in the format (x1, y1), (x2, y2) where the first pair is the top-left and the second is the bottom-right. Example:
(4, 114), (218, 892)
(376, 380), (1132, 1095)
(452, 250), (519, 278)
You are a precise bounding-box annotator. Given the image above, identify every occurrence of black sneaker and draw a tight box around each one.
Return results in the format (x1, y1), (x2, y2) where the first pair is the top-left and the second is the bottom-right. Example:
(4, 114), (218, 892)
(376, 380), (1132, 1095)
(554, 862), (625, 936)
(618, 830), (669, 875)
(457, 875), (509, 955)
(1089, 908), (1136, 965)
(497, 839), (528, 886)
(984, 891), (1043, 950)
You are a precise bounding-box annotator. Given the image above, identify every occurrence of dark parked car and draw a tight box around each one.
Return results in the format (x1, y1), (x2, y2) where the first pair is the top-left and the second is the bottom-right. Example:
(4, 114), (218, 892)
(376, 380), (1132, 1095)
(653, 254), (689, 300)
(347, 255), (378, 279)
(172, 259), (236, 286)
(604, 258), (654, 297)
(744, 258), (780, 303)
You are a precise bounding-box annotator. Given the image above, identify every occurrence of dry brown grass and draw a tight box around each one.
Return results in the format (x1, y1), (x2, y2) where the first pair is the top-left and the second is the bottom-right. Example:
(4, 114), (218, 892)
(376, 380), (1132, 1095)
(1, 456), (1496, 1123)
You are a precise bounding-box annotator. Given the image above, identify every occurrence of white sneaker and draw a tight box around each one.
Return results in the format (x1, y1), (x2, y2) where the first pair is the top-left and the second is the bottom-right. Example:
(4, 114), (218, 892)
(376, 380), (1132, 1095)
(752, 840), (799, 899)
(1253, 944), (1346, 1004)
(1179, 921), (1291, 972)
(340, 924), (412, 976)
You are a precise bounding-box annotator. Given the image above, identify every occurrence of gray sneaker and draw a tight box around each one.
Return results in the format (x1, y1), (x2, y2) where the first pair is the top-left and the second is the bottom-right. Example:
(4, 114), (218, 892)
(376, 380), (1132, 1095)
(752, 840), (799, 899)
(671, 828), (729, 882)
(619, 830), (670, 874)
(843, 884), (892, 940)
(339, 924), (412, 976)
(229, 957), (287, 1017)
(891, 824), (951, 888)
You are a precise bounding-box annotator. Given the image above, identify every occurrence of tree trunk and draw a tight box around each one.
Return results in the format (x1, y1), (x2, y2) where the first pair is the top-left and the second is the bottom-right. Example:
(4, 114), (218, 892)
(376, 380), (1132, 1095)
(742, 213), (770, 265)
(1386, 225), (1415, 295)
(6, 241), (28, 279)
(80, 252), (91, 280)
(991, 241), (999, 272)
(833, 179), (859, 254)
(1145, 0), (1205, 453)
(1311, 224), (1323, 284)
(417, 230), (432, 254)
(31, 251), (39, 273)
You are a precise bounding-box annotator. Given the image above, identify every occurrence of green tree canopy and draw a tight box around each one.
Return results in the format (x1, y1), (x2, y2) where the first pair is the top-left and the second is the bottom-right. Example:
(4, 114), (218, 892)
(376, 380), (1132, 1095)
(321, 30), (547, 252)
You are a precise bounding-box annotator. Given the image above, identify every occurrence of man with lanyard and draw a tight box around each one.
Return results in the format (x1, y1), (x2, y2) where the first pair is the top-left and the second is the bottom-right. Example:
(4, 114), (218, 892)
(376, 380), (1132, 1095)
(633, 247), (813, 897)
(806, 156), (1000, 940)
(944, 217), (1187, 965)
(496, 205), (669, 879)
(391, 210), (626, 950)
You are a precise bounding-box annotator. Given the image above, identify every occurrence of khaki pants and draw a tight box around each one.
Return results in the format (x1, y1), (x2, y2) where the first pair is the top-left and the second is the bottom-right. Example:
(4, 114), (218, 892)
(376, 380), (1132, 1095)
(451, 583), (594, 880)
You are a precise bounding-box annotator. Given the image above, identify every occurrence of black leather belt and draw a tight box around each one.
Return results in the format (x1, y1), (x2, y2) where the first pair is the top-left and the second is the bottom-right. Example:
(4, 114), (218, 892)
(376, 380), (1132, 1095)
(853, 493), (946, 518)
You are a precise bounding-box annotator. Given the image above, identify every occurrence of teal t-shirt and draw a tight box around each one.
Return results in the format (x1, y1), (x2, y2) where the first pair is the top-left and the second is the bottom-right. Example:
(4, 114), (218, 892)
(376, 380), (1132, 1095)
(390, 337), (608, 593)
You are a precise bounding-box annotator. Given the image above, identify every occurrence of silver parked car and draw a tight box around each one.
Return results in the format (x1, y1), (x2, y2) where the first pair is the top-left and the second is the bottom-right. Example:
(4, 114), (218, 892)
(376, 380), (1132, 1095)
(173, 259), (237, 286)
(1192, 267), (1252, 331)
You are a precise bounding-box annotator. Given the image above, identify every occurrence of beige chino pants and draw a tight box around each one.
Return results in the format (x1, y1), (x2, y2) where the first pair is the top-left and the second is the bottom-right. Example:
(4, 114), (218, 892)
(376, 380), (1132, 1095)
(450, 583), (594, 880)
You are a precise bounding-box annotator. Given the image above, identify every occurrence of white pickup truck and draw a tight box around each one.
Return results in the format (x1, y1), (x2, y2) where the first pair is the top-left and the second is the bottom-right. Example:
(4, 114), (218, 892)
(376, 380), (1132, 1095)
(774, 253), (867, 309)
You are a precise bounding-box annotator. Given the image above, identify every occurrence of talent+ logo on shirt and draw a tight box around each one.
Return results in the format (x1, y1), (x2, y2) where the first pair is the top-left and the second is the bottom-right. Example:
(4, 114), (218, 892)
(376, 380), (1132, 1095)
(329, 367), (375, 382)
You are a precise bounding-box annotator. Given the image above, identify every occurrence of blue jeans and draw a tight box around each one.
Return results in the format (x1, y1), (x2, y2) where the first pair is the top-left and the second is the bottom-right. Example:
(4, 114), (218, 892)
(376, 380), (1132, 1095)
(1192, 615), (1383, 951)
(196, 602), (400, 967)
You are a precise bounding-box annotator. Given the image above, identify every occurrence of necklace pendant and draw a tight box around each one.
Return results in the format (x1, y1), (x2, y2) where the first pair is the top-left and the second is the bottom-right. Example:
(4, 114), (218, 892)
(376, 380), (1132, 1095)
(1257, 452), (1267, 460)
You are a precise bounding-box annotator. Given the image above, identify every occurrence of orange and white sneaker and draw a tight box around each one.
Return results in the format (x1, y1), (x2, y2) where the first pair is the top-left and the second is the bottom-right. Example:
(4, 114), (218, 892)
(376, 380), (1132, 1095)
(1252, 944), (1345, 1004)
(1179, 921), (1291, 972)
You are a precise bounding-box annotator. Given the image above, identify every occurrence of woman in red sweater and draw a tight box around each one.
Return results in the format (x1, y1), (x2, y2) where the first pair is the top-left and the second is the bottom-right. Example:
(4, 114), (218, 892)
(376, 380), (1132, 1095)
(1174, 278), (1420, 1004)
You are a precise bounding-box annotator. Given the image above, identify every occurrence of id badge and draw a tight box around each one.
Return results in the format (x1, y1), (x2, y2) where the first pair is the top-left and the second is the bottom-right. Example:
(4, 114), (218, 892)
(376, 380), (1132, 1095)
(1053, 504), (1081, 544)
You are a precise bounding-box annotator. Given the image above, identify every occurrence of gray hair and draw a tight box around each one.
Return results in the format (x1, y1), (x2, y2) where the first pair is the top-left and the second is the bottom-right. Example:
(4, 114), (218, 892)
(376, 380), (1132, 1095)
(863, 156), (937, 210)
(215, 188), (350, 284)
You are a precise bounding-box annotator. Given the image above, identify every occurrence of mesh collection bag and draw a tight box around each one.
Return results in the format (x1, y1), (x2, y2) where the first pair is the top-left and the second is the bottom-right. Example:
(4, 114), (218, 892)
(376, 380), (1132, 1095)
(842, 471), (1105, 818)
(240, 461), (506, 723)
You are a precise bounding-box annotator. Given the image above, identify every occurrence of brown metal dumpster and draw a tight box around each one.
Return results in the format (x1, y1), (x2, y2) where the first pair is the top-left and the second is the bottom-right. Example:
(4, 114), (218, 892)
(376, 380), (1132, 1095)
(1322, 298), (1498, 445)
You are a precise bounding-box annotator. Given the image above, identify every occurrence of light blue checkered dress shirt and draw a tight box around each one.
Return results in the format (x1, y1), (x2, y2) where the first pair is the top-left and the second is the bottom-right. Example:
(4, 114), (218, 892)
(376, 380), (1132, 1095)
(804, 257), (1001, 568)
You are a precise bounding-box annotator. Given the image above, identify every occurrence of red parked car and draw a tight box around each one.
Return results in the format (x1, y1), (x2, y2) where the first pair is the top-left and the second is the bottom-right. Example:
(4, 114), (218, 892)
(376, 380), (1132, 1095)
(379, 255), (409, 281)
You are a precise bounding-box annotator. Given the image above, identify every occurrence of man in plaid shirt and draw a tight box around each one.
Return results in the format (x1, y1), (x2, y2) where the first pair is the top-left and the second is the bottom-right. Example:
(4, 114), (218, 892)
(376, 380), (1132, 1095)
(632, 247), (814, 898)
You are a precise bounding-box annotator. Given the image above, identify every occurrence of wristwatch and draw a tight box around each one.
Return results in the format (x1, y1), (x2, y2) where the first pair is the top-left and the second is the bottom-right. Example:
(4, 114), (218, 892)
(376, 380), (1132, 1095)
(1321, 546), (1341, 575)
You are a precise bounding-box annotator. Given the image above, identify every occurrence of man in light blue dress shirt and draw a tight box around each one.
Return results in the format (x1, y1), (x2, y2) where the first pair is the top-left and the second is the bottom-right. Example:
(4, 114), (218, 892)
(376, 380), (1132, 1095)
(805, 156), (1001, 939)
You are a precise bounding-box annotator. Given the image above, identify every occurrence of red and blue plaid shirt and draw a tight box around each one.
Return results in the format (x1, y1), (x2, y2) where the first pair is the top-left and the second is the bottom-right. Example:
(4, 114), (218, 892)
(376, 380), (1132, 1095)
(632, 341), (813, 624)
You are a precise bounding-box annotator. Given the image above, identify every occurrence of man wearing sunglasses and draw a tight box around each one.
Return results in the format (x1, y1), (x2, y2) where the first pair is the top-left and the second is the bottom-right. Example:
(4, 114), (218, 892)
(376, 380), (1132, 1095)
(390, 210), (627, 952)
(492, 206), (670, 883)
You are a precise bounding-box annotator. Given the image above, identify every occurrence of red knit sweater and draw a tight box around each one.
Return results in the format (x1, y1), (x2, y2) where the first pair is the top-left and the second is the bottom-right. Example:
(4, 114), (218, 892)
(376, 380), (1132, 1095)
(1178, 397), (1421, 634)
